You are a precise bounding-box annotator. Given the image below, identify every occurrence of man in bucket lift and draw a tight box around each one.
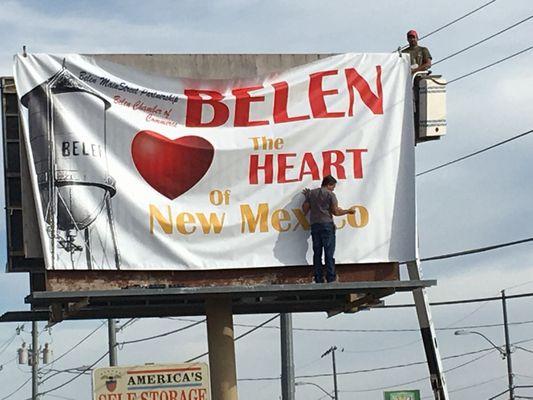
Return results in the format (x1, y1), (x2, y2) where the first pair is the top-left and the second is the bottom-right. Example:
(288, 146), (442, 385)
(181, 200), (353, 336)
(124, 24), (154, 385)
(302, 175), (355, 283)
(402, 29), (432, 74)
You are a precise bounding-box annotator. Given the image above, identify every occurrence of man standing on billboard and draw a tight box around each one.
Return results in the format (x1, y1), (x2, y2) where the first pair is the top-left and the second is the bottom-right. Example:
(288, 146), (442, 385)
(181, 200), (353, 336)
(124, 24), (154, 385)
(302, 175), (355, 283)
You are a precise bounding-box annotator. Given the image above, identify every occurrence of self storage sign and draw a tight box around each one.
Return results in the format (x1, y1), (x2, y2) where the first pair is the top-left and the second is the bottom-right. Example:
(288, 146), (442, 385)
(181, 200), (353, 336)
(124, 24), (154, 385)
(92, 363), (210, 400)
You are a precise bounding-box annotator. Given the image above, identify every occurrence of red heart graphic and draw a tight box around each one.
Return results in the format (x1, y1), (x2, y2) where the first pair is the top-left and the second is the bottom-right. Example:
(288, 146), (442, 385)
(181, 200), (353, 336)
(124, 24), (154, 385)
(131, 130), (214, 199)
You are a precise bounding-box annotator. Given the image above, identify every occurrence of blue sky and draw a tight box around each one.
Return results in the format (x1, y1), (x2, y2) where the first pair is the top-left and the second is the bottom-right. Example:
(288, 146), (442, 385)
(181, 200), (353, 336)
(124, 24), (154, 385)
(1, 1), (533, 399)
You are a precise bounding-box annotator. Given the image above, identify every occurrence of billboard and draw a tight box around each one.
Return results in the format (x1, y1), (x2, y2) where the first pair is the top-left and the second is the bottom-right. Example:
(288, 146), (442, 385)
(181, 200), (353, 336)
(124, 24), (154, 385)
(92, 363), (210, 400)
(14, 53), (415, 271)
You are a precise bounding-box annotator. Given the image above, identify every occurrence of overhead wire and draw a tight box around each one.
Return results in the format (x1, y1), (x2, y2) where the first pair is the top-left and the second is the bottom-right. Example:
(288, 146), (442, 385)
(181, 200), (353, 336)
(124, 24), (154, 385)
(117, 318), (139, 332)
(345, 299), (490, 353)
(515, 345), (533, 354)
(420, 236), (533, 262)
(433, 15), (533, 66)
(0, 355), (17, 370)
(186, 314), (280, 362)
(3, 243), (532, 392)
(40, 366), (92, 385)
(0, 333), (18, 357)
(238, 343), (499, 382)
(318, 350), (496, 393)
(416, 129), (533, 176)
(118, 319), (204, 346)
(340, 296), (489, 353)
(37, 351), (109, 398)
(421, 375), (507, 398)
(241, 334), (533, 384)
(37, 315), (277, 397)
(46, 394), (77, 400)
(417, 0), (498, 42)
(34, 320), (204, 396)
(0, 376), (32, 400)
(169, 316), (533, 334)
(395, 0), (498, 51)
(384, 289), (533, 309)
(447, 46), (533, 84)
(41, 321), (106, 368)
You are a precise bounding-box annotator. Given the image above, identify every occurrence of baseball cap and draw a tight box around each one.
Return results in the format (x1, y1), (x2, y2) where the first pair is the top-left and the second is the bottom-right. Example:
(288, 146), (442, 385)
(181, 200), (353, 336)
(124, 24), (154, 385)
(407, 30), (418, 38)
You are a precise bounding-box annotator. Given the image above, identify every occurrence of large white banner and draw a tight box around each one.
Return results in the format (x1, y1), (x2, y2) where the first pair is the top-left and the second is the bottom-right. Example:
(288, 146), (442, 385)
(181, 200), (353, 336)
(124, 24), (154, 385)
(14, 53), (415, 271)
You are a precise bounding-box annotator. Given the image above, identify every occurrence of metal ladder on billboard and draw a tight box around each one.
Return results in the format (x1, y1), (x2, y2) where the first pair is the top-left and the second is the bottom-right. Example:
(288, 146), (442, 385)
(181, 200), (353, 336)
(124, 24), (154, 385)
(408, 259), (449, 399)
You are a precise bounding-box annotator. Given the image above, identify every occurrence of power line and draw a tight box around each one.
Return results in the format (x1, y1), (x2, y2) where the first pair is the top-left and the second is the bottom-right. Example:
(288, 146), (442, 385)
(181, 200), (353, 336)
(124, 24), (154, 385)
(186, 314), (280, 363)
(0, 376), (32, 400)
(42, 321), (106, 368)
(416, 129), (533, 176)
(0, 355), (17, 371)
(384, 289), (533, 309)
(117, 318), (139, 332)
(303, 346), (496, 380)
(418, 0), (498, 42)
(515, 345), (533, 354)
(37, 351), (109, 398)
(0, 333), (18, 357)
(118, 319), (204, 346)
(395, 0), (499, 52)
(433, 15), (533, 66)
(421, 375), (507, 398)
(448, 46), (533, 84)
(36, 320), (204, 397)
(38, 315), (277, 397)
(40, 366), (91, 385)
(47, 394), (77, 400)
(172, 316), (533, 335)
(302, 350), (497, 393)
(239, 343), (500, 382)
(420, 236), (533, 262)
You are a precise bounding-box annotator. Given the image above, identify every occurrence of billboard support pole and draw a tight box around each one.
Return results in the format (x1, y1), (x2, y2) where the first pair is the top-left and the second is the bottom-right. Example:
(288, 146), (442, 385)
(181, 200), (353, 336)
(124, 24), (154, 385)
(206, 297), (238, 400)
(407, 260), (449, 400)
(280, 313), (295, 400)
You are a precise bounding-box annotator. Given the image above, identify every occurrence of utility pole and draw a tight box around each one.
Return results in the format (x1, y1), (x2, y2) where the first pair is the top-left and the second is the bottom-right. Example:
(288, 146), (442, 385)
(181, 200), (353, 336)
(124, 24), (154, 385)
(31, 321), (39, 400)
(280, 313), (295, 400)
(501, 290), (514, 399)
(321, 346), (339, 400)
(108, 319), (118, 366)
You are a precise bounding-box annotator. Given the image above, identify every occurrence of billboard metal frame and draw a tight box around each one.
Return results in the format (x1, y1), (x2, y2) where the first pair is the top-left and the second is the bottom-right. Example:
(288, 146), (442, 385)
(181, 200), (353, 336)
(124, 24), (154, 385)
(1, 279), (435, 323)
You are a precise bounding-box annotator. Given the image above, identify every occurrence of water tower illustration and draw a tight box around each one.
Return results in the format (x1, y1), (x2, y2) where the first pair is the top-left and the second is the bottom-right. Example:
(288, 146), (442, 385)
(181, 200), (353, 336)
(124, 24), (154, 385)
(21, 66), (120, 270)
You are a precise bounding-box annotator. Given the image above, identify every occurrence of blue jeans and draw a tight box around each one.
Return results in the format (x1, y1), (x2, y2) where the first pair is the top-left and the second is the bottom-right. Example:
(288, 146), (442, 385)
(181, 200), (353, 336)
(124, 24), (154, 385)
(311, 223), (336, 283)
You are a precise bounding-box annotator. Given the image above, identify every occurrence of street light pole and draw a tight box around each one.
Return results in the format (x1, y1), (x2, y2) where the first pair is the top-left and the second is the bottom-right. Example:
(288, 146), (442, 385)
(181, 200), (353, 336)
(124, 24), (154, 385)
(295, 382), (334, 399)
(321, 346), (339, 400)
(455, 320), (515, 399)
(454, 330), (505, 357)
(502, 290), (514, 400)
